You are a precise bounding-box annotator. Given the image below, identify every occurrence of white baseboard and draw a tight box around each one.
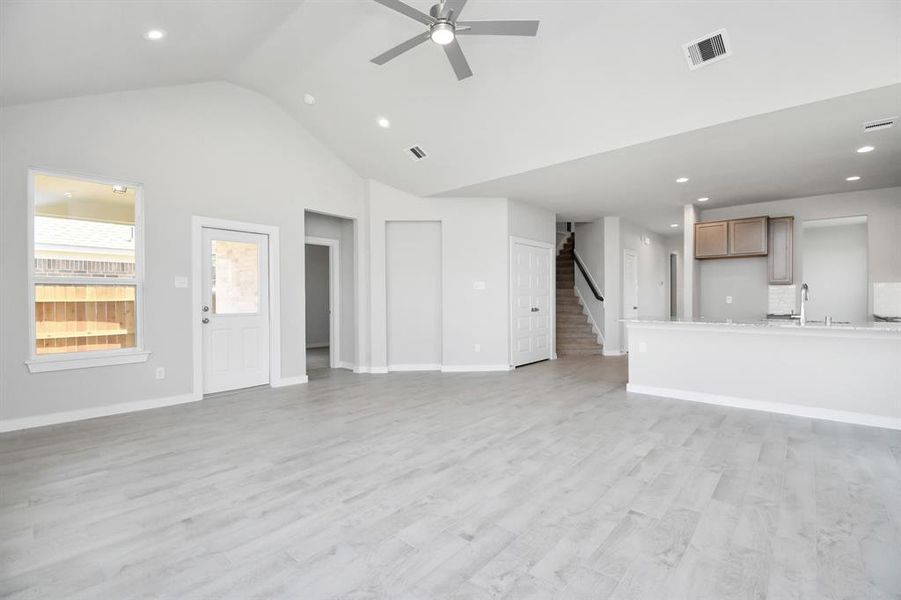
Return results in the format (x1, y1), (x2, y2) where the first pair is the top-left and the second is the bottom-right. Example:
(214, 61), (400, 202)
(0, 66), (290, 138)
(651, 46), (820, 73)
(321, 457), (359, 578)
(305, 342), (329, 349)
(271, 375), (308, 388)
(626, 384), (901, 431)
(603, 349), (626, 357)
(354, 366), (389, 374)
(0, 393), (199, 433)
(337, 361), (355, 371)
(441, 364), (513, 373)
(388, 364), (442, 372)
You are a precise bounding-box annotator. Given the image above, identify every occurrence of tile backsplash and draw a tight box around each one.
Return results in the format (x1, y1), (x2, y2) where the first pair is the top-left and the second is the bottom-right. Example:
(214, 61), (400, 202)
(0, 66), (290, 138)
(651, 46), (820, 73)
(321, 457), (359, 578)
(768, 285), (796, 315)
(874, 282), (901, 318)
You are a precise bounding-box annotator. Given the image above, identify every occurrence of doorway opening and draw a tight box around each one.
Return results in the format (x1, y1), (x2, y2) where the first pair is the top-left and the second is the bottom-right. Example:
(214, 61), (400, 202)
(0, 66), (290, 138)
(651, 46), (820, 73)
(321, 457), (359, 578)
(305, 211), (355, 375)
(669, 252), (679, 319)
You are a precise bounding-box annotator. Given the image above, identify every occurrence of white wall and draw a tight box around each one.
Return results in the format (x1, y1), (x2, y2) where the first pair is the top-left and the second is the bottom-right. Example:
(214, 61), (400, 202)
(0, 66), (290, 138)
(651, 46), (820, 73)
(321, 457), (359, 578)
(603, 217), (622, 354)
(698, 187), (901, 321)
(305, 211), (357, 367)
(304, 244), (330, 348)
(386, 221), (442, 368)
(367, 181), (511, 371)
(0, 82), (365, 421)
(509, 200), (556, 245)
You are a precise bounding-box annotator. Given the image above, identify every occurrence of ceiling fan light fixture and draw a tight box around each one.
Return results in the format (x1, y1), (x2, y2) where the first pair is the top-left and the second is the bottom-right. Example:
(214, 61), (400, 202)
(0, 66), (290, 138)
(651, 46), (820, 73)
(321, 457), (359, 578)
(430, 22), (455, 45)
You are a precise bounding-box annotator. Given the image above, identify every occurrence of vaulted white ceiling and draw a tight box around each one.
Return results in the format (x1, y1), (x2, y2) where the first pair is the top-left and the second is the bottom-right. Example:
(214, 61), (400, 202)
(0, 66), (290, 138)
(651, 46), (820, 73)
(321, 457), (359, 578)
(3, 0), (900, 223)
(0, 0), (300, 106)
(229, 0), (901, 197)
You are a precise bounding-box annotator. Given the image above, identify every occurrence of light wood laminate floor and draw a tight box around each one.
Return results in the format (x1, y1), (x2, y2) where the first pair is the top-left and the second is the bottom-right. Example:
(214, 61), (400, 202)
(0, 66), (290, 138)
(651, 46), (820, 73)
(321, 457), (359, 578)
(2, 356), (901, 599)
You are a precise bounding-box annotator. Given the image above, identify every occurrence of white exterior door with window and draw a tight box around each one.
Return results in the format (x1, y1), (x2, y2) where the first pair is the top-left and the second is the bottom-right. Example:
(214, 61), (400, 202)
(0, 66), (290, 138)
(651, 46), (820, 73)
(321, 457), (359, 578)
(202, 228), (270, 394)
(511, 240), (552, 367)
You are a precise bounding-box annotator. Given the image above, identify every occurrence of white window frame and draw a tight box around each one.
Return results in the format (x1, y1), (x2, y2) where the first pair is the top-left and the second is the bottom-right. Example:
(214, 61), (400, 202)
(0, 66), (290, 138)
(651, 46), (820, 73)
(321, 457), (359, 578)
(25, 168), (150, 373)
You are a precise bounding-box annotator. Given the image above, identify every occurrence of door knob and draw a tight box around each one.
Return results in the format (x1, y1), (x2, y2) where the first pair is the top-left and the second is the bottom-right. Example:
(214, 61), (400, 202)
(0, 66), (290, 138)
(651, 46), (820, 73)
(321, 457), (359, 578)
(202, 318), (210, 324)
(202, 305), (210, 312)
(531, 307), (539, 312)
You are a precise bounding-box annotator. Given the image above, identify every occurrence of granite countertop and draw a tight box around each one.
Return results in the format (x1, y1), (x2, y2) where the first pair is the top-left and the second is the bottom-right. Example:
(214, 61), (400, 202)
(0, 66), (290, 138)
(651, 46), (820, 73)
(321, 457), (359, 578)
(621, 317), (901, 333)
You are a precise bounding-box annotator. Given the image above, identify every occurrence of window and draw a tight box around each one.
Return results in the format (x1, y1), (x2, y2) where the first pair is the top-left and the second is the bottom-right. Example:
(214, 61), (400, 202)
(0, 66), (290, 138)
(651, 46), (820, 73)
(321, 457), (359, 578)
(210, 240), (260, 314)
(27, 171), (146, 371)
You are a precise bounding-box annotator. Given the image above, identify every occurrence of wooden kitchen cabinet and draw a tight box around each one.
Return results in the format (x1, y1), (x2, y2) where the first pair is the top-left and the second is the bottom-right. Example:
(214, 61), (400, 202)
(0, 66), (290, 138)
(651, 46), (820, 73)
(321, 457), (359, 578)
(728, 216), (768, 256)
(694, 221), (729, 258)
(767, 216), (794, 284)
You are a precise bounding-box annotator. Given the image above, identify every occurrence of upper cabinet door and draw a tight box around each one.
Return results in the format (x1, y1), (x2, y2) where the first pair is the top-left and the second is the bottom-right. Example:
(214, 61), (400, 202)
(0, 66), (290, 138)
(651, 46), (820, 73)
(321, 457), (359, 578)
(728, 217), (768, 256)
(768, 216), (794, 284)
(695, 221), (729, 258)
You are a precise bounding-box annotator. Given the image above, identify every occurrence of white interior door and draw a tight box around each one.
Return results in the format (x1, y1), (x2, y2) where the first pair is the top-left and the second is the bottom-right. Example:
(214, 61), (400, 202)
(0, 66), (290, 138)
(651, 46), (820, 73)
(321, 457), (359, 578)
(622, 249), (639, 349)
(511, 240), (551, 367)
(202, 228), (270, 394)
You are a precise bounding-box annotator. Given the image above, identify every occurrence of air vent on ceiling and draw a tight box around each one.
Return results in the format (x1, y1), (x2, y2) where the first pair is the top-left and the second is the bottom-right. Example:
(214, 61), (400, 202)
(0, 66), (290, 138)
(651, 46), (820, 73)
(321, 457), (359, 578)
(408, 145), (427, 161)
(683, 29), (731, 70)
(863, 117), (896, 132)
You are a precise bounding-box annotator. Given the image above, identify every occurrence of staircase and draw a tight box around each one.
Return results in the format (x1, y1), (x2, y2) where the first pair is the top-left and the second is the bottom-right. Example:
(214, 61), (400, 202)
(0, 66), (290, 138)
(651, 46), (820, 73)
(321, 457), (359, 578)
(556, 234), (603, 356)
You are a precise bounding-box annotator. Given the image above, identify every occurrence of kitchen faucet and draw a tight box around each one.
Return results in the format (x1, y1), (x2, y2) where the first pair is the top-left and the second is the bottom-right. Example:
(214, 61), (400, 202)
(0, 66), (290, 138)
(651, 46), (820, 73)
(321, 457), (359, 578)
(799, 283), (809, 326)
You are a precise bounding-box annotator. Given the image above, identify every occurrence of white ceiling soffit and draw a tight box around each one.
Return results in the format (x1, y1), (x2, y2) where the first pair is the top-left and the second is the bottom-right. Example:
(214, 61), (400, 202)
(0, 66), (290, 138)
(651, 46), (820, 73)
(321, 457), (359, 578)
(0, 0), (302, 106)
(441, 84), (901, 234)
(229, 0), (901, 197)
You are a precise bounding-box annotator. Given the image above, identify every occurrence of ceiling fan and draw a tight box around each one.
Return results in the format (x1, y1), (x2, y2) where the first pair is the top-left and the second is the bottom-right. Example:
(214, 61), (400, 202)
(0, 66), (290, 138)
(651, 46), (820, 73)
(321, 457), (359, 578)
(370, 0), (540, 80)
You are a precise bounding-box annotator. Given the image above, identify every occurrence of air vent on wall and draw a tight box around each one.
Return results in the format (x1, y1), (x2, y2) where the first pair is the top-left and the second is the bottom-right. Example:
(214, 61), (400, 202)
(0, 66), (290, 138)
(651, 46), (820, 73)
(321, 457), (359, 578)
(683, 29), (731, 70)
(863, 117), (896, 132)
(408, 145), (427, 161)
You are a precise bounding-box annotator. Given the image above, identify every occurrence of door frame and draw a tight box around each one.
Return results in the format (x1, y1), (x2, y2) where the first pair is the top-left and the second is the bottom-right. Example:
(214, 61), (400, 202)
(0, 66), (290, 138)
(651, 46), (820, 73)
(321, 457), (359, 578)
(304, 236), (340, 369)
(191, 216), (282, 399)
(508, 236), (556, 367)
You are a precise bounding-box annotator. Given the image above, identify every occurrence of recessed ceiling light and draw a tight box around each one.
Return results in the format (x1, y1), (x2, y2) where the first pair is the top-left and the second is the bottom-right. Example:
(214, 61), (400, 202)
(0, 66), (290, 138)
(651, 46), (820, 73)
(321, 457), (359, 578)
(676, 177), (689, 183)
(377, 117), (391, 129)
(144, 29), (166, 41)
(303, 93), (316, 105)
(670, 223), (680, 228)
(845, 176), (861, 182)
(63, 192), (72, 198)
(112, 185), (128, 194)
(697, 197), (709, 202)
(856, 145), (875, 153)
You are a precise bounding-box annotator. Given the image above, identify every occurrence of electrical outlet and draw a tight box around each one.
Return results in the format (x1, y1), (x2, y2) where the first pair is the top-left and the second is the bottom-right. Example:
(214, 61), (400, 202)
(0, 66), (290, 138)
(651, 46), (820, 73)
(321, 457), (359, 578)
(155, 367), (166, 380)
(473, 281), (486, 290)
(726, 296), (733, 304)
(474, 343), (481, 353)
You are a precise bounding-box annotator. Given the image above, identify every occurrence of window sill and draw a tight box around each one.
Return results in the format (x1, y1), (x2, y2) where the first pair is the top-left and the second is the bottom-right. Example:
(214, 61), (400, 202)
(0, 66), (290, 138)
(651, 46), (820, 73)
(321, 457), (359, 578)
(26, 350), (151, 373)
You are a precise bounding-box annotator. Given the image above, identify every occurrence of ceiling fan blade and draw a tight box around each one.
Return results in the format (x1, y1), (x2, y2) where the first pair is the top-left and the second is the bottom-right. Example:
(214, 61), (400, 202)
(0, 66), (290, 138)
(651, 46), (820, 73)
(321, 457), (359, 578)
(372, 0), (435, 26)
(443, 38), (473, 80)
(439, 0), (468, 21)
(371, 32), (432, 65)
(457, 20), (540, 36)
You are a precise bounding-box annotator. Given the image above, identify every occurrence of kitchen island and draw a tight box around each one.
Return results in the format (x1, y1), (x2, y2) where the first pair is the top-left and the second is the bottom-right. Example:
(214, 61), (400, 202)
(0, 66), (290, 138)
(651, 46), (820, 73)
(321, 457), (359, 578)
(624, 318), (901, 429)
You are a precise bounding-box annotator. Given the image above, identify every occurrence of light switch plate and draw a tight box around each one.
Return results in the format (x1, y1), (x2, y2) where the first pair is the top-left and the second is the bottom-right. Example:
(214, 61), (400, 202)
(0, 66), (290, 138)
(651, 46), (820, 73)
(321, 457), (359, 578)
(726, 296), (733, 304)
(473, 281), (486, 290)
(174, 276), (188, 288)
